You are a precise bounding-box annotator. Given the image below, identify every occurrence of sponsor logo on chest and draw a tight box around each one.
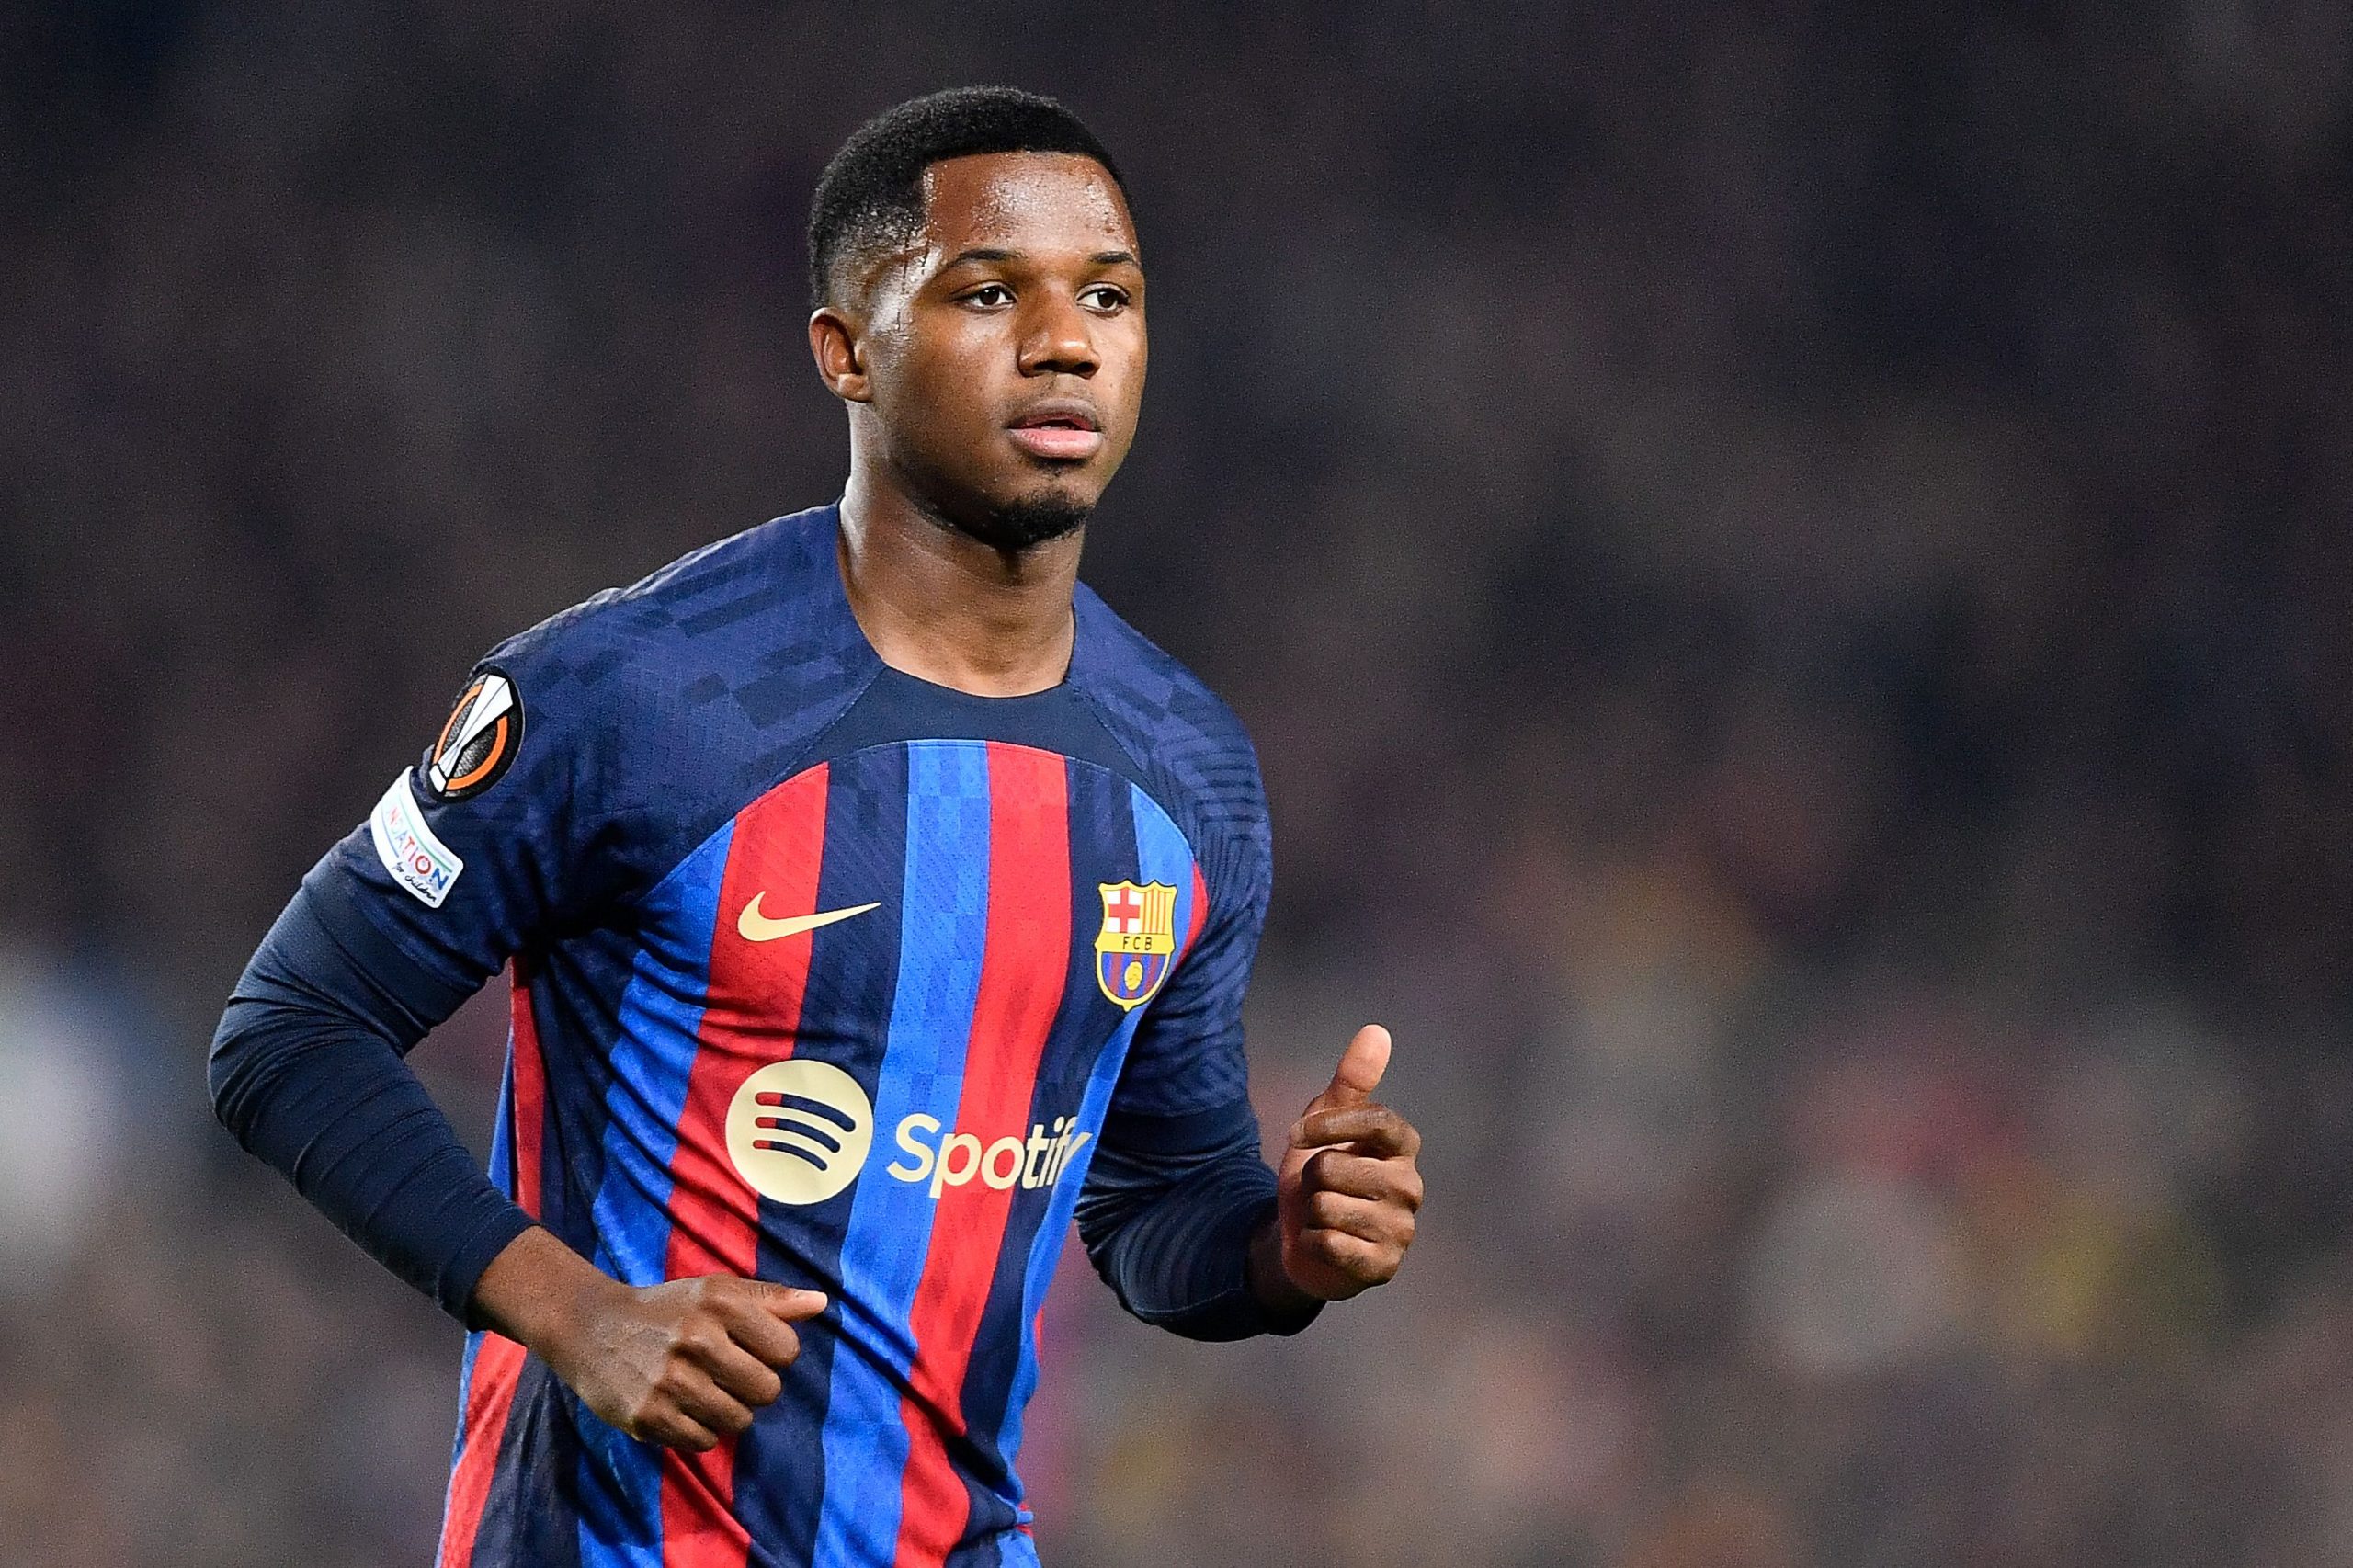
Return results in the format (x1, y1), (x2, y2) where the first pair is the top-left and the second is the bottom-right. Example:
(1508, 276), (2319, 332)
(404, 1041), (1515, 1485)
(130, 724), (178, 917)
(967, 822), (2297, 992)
(721, 1060), (1091, 1207)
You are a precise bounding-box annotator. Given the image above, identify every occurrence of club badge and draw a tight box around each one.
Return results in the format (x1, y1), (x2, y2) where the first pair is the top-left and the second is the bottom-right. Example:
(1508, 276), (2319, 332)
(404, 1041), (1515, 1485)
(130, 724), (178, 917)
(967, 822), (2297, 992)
(424, 666), (523, 801)
(1095, 880), (1178, 1009)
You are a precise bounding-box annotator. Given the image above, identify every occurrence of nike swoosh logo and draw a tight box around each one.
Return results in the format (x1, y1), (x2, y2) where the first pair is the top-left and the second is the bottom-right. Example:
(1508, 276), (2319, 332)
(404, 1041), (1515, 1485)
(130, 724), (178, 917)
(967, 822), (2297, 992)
(737, 894), (881, 943)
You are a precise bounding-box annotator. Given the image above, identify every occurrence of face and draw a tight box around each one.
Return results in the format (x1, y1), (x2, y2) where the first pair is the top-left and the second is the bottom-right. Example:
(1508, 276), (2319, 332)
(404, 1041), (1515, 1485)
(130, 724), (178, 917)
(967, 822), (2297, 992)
(811, 151), (1147, 548)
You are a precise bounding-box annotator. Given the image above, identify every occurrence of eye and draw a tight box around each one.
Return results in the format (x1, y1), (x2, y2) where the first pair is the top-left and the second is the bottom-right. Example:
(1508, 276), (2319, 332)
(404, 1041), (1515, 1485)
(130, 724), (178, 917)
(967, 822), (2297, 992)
(1079, 283), (1130, 312)
(961, 283), (1014, 309)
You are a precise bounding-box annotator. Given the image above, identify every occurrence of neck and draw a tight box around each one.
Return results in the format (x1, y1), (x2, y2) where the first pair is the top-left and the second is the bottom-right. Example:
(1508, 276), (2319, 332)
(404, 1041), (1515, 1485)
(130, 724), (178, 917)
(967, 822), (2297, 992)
(836, 459), (1083, 698)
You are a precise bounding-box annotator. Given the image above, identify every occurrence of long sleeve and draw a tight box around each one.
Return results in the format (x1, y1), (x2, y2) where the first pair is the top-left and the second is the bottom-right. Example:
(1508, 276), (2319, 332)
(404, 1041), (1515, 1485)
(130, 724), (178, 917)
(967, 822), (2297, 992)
(1074, 1096), (1318, 1341)
(209, 871), (533, 1320)
(210, 633), (635, 1320)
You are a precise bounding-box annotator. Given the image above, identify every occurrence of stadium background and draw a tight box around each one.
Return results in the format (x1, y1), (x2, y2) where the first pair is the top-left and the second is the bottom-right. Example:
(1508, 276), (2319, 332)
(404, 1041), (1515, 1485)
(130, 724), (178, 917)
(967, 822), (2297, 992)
(5, 4), (2351, 1564)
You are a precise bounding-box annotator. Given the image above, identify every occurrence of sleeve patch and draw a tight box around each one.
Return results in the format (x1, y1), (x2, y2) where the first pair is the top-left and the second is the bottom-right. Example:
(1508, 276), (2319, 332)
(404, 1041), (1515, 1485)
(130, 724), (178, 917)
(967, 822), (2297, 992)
(425, 667), (523, 801)
(370, 773), (465, 907)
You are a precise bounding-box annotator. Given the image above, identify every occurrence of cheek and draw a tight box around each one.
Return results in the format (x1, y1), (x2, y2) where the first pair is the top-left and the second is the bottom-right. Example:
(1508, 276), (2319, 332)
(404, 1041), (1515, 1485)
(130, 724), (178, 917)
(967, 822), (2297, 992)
(1102, 320), (1147, 394)
(903, 325), (1003, 410)
(877, 334), (996, 443)
(1101, 332), (1148, 445)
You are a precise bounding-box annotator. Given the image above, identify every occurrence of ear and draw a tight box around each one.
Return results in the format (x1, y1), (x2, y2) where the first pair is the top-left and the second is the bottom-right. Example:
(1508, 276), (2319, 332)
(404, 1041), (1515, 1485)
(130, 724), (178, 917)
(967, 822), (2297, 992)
(807, 307), (871, 403)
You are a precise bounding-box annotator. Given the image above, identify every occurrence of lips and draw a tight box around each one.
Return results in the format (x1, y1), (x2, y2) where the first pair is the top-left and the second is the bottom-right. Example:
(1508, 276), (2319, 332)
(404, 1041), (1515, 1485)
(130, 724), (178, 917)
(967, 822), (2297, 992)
(1007, 401), (1105, 461)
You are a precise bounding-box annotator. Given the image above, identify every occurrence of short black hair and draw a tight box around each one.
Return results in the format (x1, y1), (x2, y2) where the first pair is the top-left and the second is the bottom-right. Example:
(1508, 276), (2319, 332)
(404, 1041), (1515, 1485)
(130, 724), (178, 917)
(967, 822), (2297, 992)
(807, 86), (1124, 306)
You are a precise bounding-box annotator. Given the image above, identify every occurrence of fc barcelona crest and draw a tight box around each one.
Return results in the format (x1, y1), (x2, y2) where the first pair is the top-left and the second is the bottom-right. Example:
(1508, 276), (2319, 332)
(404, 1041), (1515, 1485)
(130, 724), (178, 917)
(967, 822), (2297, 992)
(1096, 881), (1178, 1009)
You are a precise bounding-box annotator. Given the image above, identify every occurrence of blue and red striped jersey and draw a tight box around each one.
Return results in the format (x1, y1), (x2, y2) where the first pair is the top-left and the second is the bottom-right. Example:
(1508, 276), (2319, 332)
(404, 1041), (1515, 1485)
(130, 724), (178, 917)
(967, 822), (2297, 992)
(301, 506), (1273, 1568)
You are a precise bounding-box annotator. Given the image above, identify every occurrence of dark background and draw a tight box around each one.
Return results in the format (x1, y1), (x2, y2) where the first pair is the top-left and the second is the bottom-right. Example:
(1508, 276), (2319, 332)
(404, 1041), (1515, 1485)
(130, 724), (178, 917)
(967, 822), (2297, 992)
(4, 4), (2351, 1564)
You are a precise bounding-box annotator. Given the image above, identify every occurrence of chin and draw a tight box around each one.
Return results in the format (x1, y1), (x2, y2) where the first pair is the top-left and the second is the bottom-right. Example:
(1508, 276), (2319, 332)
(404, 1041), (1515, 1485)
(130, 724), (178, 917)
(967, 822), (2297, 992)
(926, 466), (1098, 551)
(953, 488), (1094, 551)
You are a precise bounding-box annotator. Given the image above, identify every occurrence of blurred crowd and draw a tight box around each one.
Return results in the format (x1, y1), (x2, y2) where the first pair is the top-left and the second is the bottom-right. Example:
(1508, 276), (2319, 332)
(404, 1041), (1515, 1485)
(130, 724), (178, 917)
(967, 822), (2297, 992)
(4, 2), (2350, 1564)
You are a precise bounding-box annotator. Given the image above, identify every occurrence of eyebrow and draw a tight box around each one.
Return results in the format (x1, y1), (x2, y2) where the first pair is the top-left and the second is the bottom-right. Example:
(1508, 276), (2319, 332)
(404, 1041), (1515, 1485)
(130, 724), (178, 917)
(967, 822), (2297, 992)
(938, 246), (1144, 269)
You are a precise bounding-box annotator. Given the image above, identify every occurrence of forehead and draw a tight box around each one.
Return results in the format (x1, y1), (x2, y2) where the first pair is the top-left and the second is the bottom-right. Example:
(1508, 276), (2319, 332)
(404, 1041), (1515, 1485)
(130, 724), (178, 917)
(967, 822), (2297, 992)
(915, 151), (1136, 257)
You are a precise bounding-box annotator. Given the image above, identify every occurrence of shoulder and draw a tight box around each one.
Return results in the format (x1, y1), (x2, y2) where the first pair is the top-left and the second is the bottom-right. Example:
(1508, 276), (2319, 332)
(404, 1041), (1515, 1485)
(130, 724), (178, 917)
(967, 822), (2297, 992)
(439, 506), (870, 840)
(1073, 584), (1262, 791)
(481, 506), (847, 711)
(1071, 584), (1268, 894)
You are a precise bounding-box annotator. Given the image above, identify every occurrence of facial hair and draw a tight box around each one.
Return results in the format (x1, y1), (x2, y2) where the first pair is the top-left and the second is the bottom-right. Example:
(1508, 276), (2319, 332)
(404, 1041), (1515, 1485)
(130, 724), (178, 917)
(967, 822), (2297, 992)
(948, 492), (1093, 552)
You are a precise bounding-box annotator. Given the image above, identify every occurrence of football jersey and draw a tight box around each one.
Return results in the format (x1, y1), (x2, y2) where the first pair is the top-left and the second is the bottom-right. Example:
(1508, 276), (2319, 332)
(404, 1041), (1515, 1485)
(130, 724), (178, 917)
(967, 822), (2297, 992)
(311, 506), (1272, 1568)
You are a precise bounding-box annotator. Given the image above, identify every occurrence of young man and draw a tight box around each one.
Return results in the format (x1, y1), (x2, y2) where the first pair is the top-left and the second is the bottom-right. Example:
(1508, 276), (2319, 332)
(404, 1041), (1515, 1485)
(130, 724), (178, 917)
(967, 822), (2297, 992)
(211, 87), (1425, 1568)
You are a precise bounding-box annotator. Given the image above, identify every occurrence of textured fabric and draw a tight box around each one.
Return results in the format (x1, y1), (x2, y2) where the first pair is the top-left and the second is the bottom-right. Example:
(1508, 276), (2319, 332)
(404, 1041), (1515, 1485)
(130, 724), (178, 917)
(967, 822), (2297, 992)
(210, 506), (1290, 1568)
(1075, 1097), (1320, 1342)
(209, 883), (533, 1316)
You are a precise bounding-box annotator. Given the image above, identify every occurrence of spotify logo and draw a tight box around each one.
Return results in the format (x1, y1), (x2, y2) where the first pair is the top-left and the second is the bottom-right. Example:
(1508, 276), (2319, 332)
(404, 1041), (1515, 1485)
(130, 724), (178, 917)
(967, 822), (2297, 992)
(723, 1060), (874, 1206)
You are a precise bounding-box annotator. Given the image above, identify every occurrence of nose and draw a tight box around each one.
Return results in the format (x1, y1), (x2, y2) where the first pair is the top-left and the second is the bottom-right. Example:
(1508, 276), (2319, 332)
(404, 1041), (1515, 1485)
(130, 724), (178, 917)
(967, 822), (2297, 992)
(1017, 290), (1098, 379)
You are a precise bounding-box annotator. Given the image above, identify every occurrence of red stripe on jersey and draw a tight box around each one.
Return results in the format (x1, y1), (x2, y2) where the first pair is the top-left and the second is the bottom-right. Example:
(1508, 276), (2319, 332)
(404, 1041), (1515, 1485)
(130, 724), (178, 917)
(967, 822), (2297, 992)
(892, 744), (1071, 1568)
(659, 765), (832, 1568)
(1183, 863), (1211, 960)
(509, 960), (546, 1220)
(436, 1334), (528, 1568)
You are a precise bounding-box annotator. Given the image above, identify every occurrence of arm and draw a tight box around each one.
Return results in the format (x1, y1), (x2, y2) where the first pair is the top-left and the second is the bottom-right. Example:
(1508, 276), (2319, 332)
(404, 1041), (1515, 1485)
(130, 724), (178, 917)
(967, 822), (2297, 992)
(209, 872), (530, 1318)
(1075, 1026), (1424, 1341)
(1083, 700), (1421, 1334)
(211, 653), (822, 1452)
(1074, 1098), (1318, 1340)
(210, 866), (827, 1451)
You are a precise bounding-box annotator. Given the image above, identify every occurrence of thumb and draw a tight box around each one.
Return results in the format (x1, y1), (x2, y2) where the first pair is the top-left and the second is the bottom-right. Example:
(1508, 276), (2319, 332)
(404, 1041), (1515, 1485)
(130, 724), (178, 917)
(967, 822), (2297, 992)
(755, 1283), (830, 1322)
(1315, 1024), (1392, 1108)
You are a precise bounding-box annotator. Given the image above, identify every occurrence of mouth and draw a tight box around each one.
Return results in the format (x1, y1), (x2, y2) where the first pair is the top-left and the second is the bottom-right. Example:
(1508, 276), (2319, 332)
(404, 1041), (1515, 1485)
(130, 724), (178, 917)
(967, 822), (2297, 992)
(1006, 402), (1105, 462)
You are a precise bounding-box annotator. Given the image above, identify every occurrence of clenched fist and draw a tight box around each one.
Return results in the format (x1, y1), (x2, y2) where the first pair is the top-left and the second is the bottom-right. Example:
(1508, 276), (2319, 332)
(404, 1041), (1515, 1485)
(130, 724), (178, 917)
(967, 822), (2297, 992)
(1257, 1024), (1424, 1308)
(470, 1226), (827, 1450)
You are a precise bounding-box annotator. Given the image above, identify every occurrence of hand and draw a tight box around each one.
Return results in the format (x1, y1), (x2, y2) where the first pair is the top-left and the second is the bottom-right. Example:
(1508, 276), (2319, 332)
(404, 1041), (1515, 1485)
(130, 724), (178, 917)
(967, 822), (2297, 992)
(1263, 1024), (1424, 1305)
(471, 1227), (828, 1450)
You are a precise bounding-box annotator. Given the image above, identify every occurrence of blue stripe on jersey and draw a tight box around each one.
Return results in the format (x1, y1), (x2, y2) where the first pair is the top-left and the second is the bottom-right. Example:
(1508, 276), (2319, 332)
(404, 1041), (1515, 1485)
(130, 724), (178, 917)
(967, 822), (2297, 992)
(738, 745), (914, 1561)
(585, 819), (734, 1287)
(574, 823), (733, 1568)
(812, 740), (995, 1568)
(446, 1328), (485, 1476)
(487, 1051), (516, 1195)
(473, 1360), (586, 1568)
(990, 782), (1199, 1491)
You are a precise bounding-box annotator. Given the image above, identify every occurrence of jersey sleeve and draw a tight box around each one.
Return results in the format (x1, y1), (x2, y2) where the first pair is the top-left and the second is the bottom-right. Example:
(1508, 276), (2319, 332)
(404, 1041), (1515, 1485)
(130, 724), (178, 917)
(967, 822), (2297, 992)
(1083, 726), (1313, 1339)
(1108, 732), (1272, 1120)
(303, 625), (639, 994)
(209, 620), (644, 1320)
